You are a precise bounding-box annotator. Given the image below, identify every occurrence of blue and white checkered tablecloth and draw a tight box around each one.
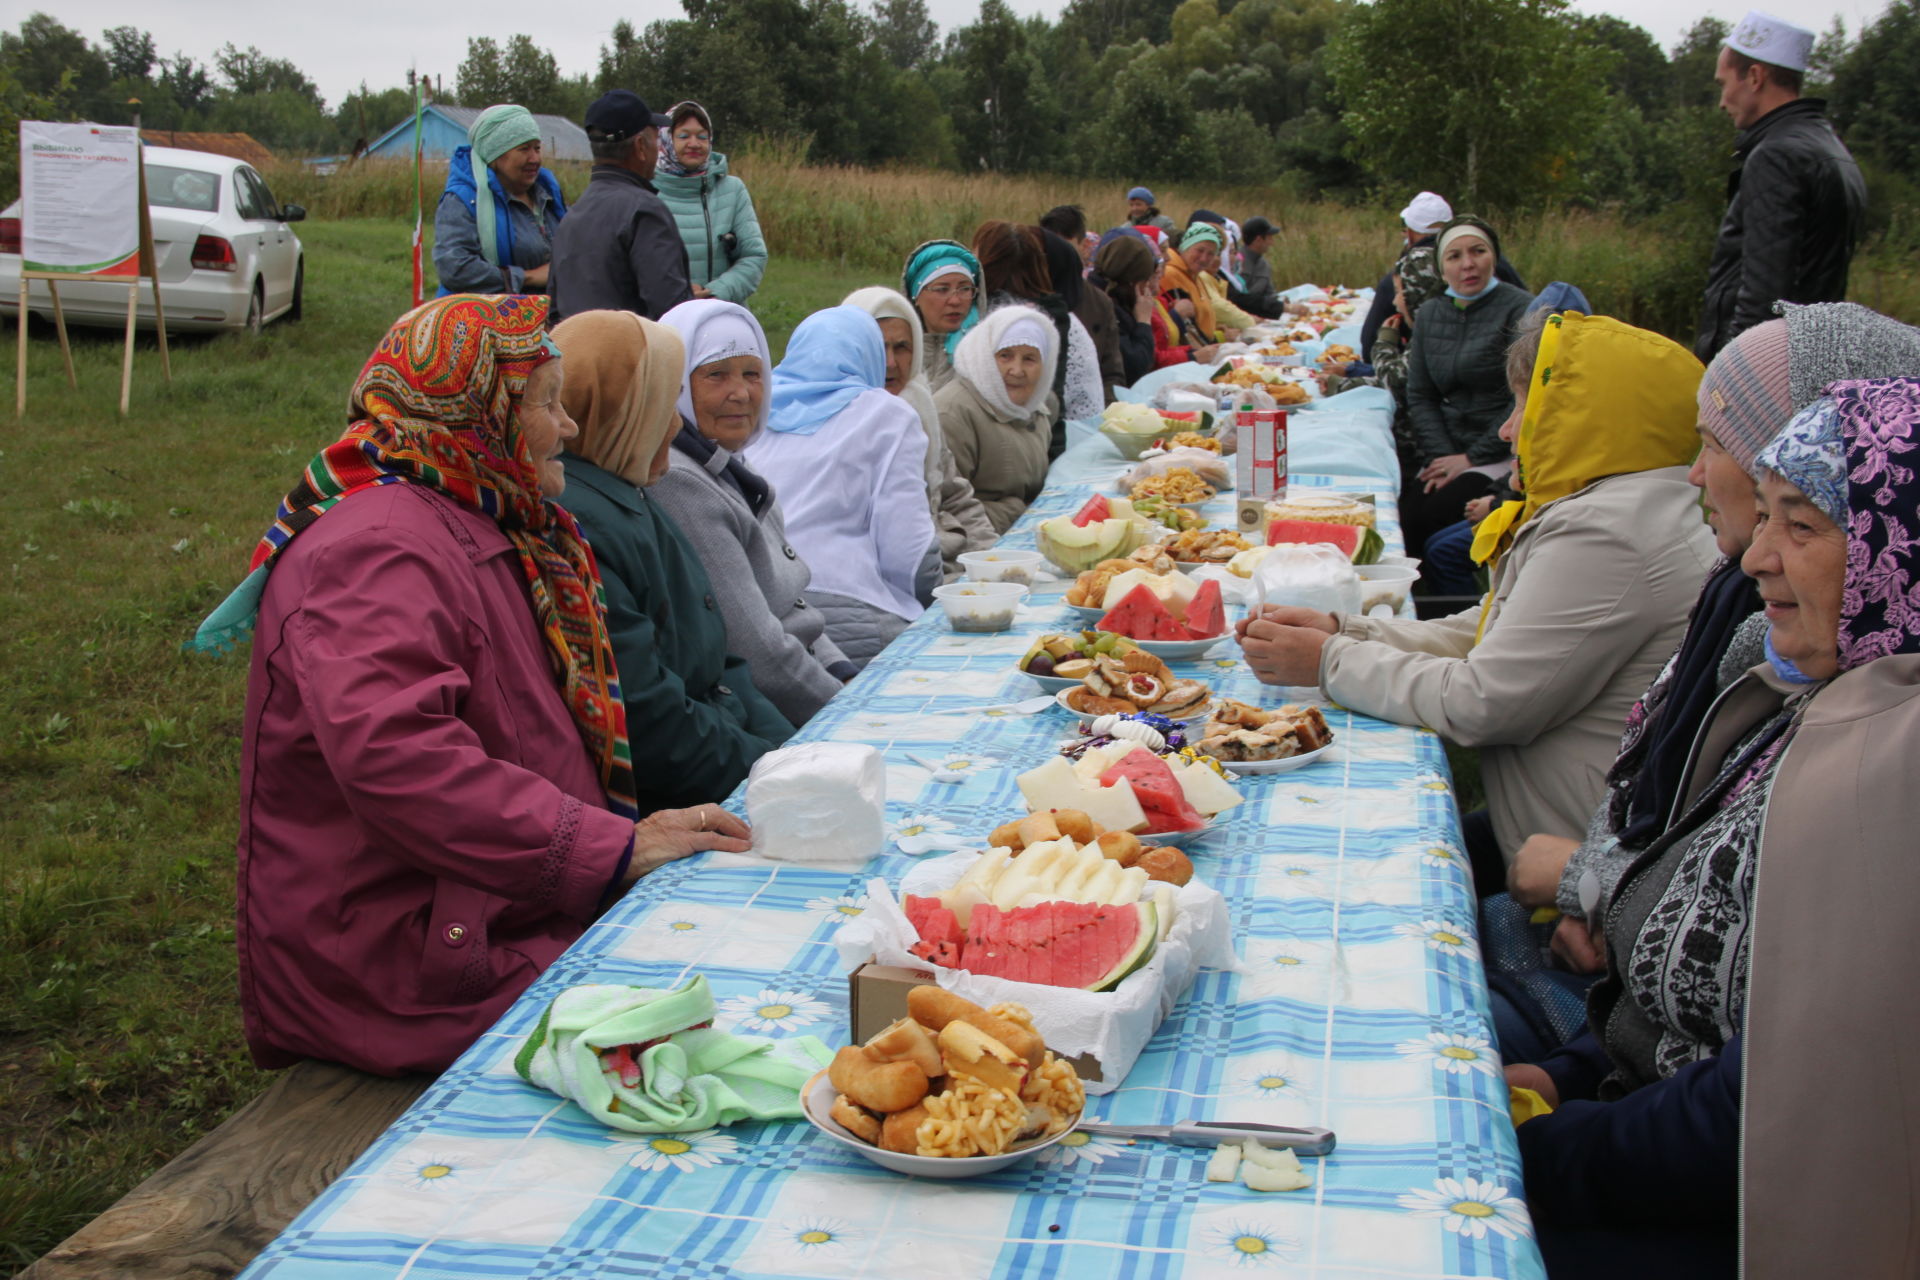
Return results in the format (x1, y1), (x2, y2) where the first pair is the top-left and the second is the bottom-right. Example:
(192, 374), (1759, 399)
(244, 427), (1545, 1278)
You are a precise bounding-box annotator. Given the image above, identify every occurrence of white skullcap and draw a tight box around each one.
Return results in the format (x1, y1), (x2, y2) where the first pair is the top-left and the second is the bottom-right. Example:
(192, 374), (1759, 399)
(1726, 10), (1815, 72)
(1400, 191), (1453, 232)
(995, 314), (1052, 355)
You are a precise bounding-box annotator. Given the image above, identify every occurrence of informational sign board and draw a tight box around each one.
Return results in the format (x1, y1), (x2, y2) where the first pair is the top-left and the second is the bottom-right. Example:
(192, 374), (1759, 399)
(19, 121), (141, 278)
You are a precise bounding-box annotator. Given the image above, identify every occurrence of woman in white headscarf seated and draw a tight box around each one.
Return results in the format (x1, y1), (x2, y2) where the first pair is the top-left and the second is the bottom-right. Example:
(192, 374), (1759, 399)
(842, 285), (996, 579)
(746, 305), (936, 669)
(651, 299), (859, 727)
(932, 304), (1059, 534)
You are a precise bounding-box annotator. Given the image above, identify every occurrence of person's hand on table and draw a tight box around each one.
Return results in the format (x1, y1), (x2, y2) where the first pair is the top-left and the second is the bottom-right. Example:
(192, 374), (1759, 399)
(1418, 453), (1471, 493)
(624, 805), (751, 885)
(1321, 360), (1352, 378)
(1504, 1063), (1560, 1108)
(1550, 915), (1606, 974)
(1191, 343), (1220, 365)
(1463, 495), (1496, 523)
(1234, 603), (1338, 641)
(1507, 833), (1579, 908)
(1240, 610), (1337, 686)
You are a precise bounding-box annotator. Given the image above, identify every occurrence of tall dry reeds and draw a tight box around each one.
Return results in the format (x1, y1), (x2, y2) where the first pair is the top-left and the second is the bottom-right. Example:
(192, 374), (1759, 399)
(259, 143), (1914, 341)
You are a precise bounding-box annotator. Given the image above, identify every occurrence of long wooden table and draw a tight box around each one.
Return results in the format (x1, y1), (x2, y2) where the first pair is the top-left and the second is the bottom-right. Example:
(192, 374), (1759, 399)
(238, 394), (1545, 1279)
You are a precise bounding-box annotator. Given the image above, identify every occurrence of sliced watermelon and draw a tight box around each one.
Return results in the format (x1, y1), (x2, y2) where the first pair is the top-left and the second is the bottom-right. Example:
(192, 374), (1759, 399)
(1100, 748), (1207, 834)
(1071, 494), (1112, 527)
(931, 900), (1155, 990)
(1184, 579), (1225, 640)
(1098, 583), (1191, 641)
(1086, 903), (1157, 991)
(1267, 517), (1364, 557)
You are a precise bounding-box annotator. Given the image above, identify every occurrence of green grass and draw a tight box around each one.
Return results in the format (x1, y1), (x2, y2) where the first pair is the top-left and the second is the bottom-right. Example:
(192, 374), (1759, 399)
(0, 218), (888, 1266)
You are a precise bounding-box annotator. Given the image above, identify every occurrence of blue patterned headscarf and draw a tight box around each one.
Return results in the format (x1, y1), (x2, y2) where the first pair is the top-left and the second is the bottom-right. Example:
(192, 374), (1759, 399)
(1756, 395), (1848, 526)
(765, 306), (886, 436)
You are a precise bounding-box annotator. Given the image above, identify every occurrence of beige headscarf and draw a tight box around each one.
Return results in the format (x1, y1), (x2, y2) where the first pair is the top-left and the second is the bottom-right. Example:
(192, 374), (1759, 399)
(551, 311), (686, 487)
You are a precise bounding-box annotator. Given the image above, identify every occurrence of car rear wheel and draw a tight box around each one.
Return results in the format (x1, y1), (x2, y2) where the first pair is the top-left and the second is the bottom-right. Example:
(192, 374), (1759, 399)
(289, 260), (304, 322)
(244, 280), (264, 336)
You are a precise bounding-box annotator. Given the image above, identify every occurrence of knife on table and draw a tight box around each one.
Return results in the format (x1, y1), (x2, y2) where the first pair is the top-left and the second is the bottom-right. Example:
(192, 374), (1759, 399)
(1076, 1119), (1336, 1157)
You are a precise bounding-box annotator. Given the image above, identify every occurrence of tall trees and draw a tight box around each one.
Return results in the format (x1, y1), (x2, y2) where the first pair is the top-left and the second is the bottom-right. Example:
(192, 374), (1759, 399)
(1326, 0), (1611, 208)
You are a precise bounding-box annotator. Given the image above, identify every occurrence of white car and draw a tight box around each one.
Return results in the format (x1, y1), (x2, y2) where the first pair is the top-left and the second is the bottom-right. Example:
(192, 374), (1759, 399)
(0, 144), (305, 335)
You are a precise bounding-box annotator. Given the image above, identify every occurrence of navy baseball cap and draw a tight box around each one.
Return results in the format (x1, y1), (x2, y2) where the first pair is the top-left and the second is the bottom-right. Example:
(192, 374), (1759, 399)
(584, 90), (672, 138)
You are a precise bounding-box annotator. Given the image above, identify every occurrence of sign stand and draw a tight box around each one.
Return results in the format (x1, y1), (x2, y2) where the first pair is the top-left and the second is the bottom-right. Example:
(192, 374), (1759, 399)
(15, 123), (170, 418)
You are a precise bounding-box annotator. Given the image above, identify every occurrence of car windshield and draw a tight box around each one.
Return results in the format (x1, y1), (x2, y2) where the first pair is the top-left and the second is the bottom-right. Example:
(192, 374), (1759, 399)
(148, 165), (221, 213)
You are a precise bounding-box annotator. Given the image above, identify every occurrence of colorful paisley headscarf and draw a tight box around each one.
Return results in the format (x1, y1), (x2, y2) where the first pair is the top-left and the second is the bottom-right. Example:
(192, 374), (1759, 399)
(192, 294), (638, 818)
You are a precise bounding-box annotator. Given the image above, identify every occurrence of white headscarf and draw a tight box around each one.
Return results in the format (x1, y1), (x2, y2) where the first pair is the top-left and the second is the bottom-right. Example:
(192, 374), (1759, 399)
(659, 298), (772, 438)
(951, 304), (1058, 424)
(842, 286), (924, 384)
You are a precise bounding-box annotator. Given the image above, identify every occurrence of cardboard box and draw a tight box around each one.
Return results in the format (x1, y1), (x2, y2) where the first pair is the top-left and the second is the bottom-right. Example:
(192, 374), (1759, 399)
(1234, 409), (1288, 501)
(847, 960), (1106, 1084)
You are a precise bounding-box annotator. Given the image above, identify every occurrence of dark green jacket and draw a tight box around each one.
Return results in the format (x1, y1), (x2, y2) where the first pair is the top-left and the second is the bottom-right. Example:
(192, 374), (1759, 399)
(559, 454), (793, 809)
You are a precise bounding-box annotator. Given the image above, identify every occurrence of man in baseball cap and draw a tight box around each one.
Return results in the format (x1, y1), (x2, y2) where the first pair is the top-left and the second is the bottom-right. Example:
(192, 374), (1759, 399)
(1358, 190), (1524, 360)
(1695, 11), (1867, 360)
(548, 90), (692, 323)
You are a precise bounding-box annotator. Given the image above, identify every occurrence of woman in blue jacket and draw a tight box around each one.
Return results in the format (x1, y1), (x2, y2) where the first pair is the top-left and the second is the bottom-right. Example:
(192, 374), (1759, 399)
(432, 103), (566, 296)
(654, 102), (768, 305)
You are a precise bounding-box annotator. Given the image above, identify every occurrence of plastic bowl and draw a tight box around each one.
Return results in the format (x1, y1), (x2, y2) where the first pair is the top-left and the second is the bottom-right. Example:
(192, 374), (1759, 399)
(958, 549), (1045, 587)
(932, 581), (1028, 633)
(1355, 563), (1421, 615)
(800, 1069), (1079, 1179)
(1098, 421), (1168, 461)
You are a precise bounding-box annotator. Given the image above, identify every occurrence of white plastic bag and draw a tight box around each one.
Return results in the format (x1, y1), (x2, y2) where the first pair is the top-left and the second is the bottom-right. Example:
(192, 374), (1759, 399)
(744, 743), (886, 868)
(1249, 542), (1362, 616)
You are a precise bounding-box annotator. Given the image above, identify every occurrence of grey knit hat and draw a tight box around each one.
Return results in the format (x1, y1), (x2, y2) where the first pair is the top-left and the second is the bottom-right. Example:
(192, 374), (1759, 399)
(1781, 301), (1920, 409)
(1700, 303), (1920, 474)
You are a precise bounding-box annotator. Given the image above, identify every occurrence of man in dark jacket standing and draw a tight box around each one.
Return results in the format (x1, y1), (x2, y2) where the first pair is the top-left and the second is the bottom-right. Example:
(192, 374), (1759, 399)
(1694, 12), (1867, 361)
(548, 90), (694, 324)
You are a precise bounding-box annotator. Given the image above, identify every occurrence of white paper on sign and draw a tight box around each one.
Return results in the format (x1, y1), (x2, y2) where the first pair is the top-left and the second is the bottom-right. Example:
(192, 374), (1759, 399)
(18, 121), (142, 277)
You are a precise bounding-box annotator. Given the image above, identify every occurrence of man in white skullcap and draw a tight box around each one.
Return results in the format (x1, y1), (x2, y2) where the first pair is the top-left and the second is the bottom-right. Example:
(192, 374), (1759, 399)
(1694, 10), (1867, 361)
(1358, 189), (1526, 363)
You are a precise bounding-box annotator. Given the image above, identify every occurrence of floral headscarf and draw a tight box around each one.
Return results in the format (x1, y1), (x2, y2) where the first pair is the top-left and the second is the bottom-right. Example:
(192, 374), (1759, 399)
(192, 294), (638, 818)
(1834, 378), (1920, 668)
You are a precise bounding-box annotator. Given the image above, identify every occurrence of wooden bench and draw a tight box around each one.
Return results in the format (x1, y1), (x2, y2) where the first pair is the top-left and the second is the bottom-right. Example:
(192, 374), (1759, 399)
(21, 1061), (431, 1280)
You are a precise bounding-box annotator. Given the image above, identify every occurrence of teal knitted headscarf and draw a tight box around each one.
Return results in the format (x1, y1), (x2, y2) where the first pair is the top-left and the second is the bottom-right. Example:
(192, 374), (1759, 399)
(469, 104), (541, 269)
(1178, 223), (1224, 253)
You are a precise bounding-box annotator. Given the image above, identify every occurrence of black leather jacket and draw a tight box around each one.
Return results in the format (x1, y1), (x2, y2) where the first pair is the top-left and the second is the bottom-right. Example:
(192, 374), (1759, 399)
(1694, 99), (1867, 361)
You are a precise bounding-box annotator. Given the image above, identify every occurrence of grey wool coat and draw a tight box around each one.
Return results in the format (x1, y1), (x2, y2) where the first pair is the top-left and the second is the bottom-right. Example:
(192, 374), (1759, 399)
(649, 448), (856, 727)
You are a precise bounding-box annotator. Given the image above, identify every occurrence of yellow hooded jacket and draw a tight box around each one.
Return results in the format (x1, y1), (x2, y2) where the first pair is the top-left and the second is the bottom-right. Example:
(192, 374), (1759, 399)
(1470, 312), (1705, 631)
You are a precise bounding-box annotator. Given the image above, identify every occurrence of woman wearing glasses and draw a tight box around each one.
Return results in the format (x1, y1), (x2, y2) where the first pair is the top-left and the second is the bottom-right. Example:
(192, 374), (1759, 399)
(902, 240), (986, 391)
(654, 101), (767, 304)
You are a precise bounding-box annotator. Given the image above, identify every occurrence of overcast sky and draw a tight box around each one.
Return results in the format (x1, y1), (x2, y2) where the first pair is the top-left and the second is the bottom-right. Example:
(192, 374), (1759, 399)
(53, 0), (1888, 110)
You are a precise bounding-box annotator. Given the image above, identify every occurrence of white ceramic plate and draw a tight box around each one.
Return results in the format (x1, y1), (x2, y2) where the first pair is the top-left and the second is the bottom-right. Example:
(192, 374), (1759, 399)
(1132, 634), (1229, 662)
(1018, 667), (1083, 693)
(1055, 688), (1212, 729)
(1217, 741), (1336, 776)
(800, 1070), (1079, 1178)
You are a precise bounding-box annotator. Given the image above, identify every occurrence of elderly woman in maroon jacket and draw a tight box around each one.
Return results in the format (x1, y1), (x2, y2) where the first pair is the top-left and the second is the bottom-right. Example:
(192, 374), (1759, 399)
(192, 294), (748, 1077)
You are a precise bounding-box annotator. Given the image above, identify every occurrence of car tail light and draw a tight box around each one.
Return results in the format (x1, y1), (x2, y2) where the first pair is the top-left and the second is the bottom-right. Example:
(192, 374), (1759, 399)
(0, 217), (19, 255)
(191, 234), (236, 271)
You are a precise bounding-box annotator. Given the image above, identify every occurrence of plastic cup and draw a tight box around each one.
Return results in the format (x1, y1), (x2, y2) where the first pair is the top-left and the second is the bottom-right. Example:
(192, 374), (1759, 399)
(931, 581), (1028, 633)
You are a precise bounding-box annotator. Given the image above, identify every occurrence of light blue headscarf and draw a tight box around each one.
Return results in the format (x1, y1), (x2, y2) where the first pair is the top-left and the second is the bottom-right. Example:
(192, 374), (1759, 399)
(766, 306), (886, 436)
(469, 104), (540, 269)
(1755, 395), (1849, 684)
(902, 240), (984, 356)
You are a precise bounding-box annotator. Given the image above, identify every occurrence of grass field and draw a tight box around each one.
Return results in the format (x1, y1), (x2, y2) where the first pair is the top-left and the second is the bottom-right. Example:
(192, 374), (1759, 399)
(0, 219), (890, 1266)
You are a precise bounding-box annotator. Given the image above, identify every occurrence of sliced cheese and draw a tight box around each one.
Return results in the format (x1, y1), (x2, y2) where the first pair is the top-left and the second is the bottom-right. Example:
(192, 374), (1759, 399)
(1169, 755), (1244, 817)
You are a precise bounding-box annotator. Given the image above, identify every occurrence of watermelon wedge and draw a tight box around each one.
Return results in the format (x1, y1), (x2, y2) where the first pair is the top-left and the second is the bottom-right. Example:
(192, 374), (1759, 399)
(1100, 748), (1207, 834)
(1098, 583), (1190, 641)
(1267, 518), (1386, 564)
(919, 899), (1156, 991)
(1071, 494), (1112, 527)
(1184, 579), (1225, 639)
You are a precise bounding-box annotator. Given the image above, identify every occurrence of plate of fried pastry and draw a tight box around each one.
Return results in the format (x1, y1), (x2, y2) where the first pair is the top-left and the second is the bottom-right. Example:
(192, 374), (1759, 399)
(1197, 700), (1336, 775)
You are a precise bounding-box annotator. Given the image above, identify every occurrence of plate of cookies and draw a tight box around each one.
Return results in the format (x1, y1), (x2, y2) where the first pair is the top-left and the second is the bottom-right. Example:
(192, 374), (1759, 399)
(1055, 649), (1212, 725)
(804, 986), (1085, 1178)
(1196, 700), (1337, 775)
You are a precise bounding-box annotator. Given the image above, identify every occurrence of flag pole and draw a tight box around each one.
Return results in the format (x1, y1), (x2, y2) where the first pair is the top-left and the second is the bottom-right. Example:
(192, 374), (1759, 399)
(411, 69), (425, 308)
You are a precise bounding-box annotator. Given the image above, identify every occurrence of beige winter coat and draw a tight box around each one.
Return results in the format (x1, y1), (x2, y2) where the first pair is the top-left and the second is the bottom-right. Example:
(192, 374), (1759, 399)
(934, 376), (1056, 535)
(1317, 466), (1717, 859)
(901, 378), (996, 575)
(1741, 652), (1920, 1278)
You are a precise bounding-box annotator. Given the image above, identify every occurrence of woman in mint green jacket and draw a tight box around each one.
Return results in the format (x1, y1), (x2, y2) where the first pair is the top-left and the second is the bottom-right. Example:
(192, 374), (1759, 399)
(654, 102), (768, 305)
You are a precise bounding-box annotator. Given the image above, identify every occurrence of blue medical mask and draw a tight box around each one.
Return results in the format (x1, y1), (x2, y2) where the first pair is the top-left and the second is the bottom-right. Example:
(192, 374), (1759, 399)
(1446, 278), (1501, 303)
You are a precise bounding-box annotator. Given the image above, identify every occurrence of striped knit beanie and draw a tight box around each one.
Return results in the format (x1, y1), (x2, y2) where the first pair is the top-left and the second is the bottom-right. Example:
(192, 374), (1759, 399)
(1697, 319), (1790, 473)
